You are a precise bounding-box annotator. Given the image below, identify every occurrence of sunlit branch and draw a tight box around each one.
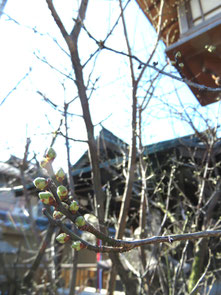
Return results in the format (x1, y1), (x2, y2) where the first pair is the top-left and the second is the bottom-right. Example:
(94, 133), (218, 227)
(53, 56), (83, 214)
(57, 131), (88, 143)
(81, 23), (221, 93)
(82, 48), (100, 68)
(34, 53), (74, 81)
(0, 68), (32, 106)
(4, 13), (70, 57)
(36, 91), (82, 118)
(44, 206), (221, 253)
(70, 0), (88, 43)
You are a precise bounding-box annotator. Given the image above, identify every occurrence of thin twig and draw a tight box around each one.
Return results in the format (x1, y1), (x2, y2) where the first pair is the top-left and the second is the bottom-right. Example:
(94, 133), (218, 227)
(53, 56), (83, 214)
(57, 131), (88, 143)
(82, 24), (221, 93)
(0, 68), (32, 106)
(189, 249), (211, 295)
(34, 53), (74, 81)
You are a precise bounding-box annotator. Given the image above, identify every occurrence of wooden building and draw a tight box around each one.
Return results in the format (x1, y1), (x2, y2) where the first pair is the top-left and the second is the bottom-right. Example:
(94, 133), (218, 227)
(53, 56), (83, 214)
(136, 0), (221, 105)
(72, 128), (221, 231)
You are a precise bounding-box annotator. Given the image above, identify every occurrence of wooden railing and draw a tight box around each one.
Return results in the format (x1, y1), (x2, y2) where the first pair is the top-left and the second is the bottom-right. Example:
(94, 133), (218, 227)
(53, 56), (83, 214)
(61, 263), (102, 288)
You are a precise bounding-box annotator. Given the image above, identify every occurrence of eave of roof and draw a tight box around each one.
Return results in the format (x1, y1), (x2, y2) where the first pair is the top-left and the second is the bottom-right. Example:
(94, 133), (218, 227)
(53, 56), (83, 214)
(72, 132), (214, 175)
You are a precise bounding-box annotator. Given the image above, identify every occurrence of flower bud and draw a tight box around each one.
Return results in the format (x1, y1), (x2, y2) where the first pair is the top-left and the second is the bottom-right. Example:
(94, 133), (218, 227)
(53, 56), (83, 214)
(46, 147), (56, 161)
(39, 191), (56, 206)
(56, 233), (70, 244)
(53, 210), (64, 220)
(175, 51), (181, 58)
(40, 158), (49, 169)
(71, 241), (84, 251)
(75, 216), (86, 228)
(69, 200), (79, 214)
(57, 185), (68, 201)
(55, 168), (65, 183)
(33, 177), (48, 190)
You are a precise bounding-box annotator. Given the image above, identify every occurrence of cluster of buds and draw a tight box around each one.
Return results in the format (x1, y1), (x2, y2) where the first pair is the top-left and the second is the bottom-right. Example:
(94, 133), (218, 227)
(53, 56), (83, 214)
(35, 147), (86, 251)
(55, 235), (85, 251)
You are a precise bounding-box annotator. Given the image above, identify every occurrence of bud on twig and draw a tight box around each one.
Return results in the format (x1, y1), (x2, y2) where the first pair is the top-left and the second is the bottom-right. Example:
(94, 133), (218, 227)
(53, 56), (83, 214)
(55, 168), (65, 182)
(75, 216), (86, 228)
(175, 51), (181, 58)
(56, 233), (70, 244)
(38, 191), (56, 206)
(53, 210), (64, 220)
(40, 158), (49, 169)
(71, 241), (85, 251)
(69, 200), (79, 214)
(57, 185), (68, 201)
(46, 147), (56, 161)
(33, 177), (48, 190)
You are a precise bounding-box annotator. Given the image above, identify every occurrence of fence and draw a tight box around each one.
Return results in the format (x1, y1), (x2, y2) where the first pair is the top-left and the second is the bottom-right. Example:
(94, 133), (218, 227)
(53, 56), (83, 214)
(61, 263), (108, 289)
(0, 263), (108, 292)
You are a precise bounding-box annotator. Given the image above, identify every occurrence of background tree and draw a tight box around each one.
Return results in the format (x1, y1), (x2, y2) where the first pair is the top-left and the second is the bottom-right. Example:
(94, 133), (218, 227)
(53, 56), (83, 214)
(1, 0), (221, 295)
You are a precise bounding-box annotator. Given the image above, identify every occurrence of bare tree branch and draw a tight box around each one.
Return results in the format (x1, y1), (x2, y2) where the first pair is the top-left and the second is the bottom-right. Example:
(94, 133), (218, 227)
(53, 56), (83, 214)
(81, 23), (221, 93)
(0, 68), (32, 106)
(44, 208), (221, 252)
(70, 0), (88, 43)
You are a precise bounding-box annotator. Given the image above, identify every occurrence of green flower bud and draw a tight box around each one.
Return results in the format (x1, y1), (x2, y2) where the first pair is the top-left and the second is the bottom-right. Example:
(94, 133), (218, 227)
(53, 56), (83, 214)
(46, 147), (56, 161)
(33, 177), (48, 190)
(175, 51), (181, 58)
(57, 185), (68, 201)
(56, 233), (70, 244)
(71, 241), (84, 251)
(38, 191), (56, 206)
(69, 200), (79, 214)
(53, 210), (64, 220)
(75, 216), (86, 228)
(40, 158), (49, 169)
(55, 168), (65, 183)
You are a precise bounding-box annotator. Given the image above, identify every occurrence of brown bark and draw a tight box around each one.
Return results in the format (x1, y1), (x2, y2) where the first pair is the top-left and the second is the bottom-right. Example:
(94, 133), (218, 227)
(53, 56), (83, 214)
(46, 0), (105, 226)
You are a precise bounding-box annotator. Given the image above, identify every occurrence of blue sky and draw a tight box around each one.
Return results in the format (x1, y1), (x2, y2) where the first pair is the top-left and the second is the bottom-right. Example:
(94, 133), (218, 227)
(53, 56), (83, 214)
(0, 0), (220, 171)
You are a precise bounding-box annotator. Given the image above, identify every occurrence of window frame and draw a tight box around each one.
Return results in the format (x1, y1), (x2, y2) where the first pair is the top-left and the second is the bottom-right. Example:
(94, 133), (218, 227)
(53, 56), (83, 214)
(178, 0), (221, 36)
